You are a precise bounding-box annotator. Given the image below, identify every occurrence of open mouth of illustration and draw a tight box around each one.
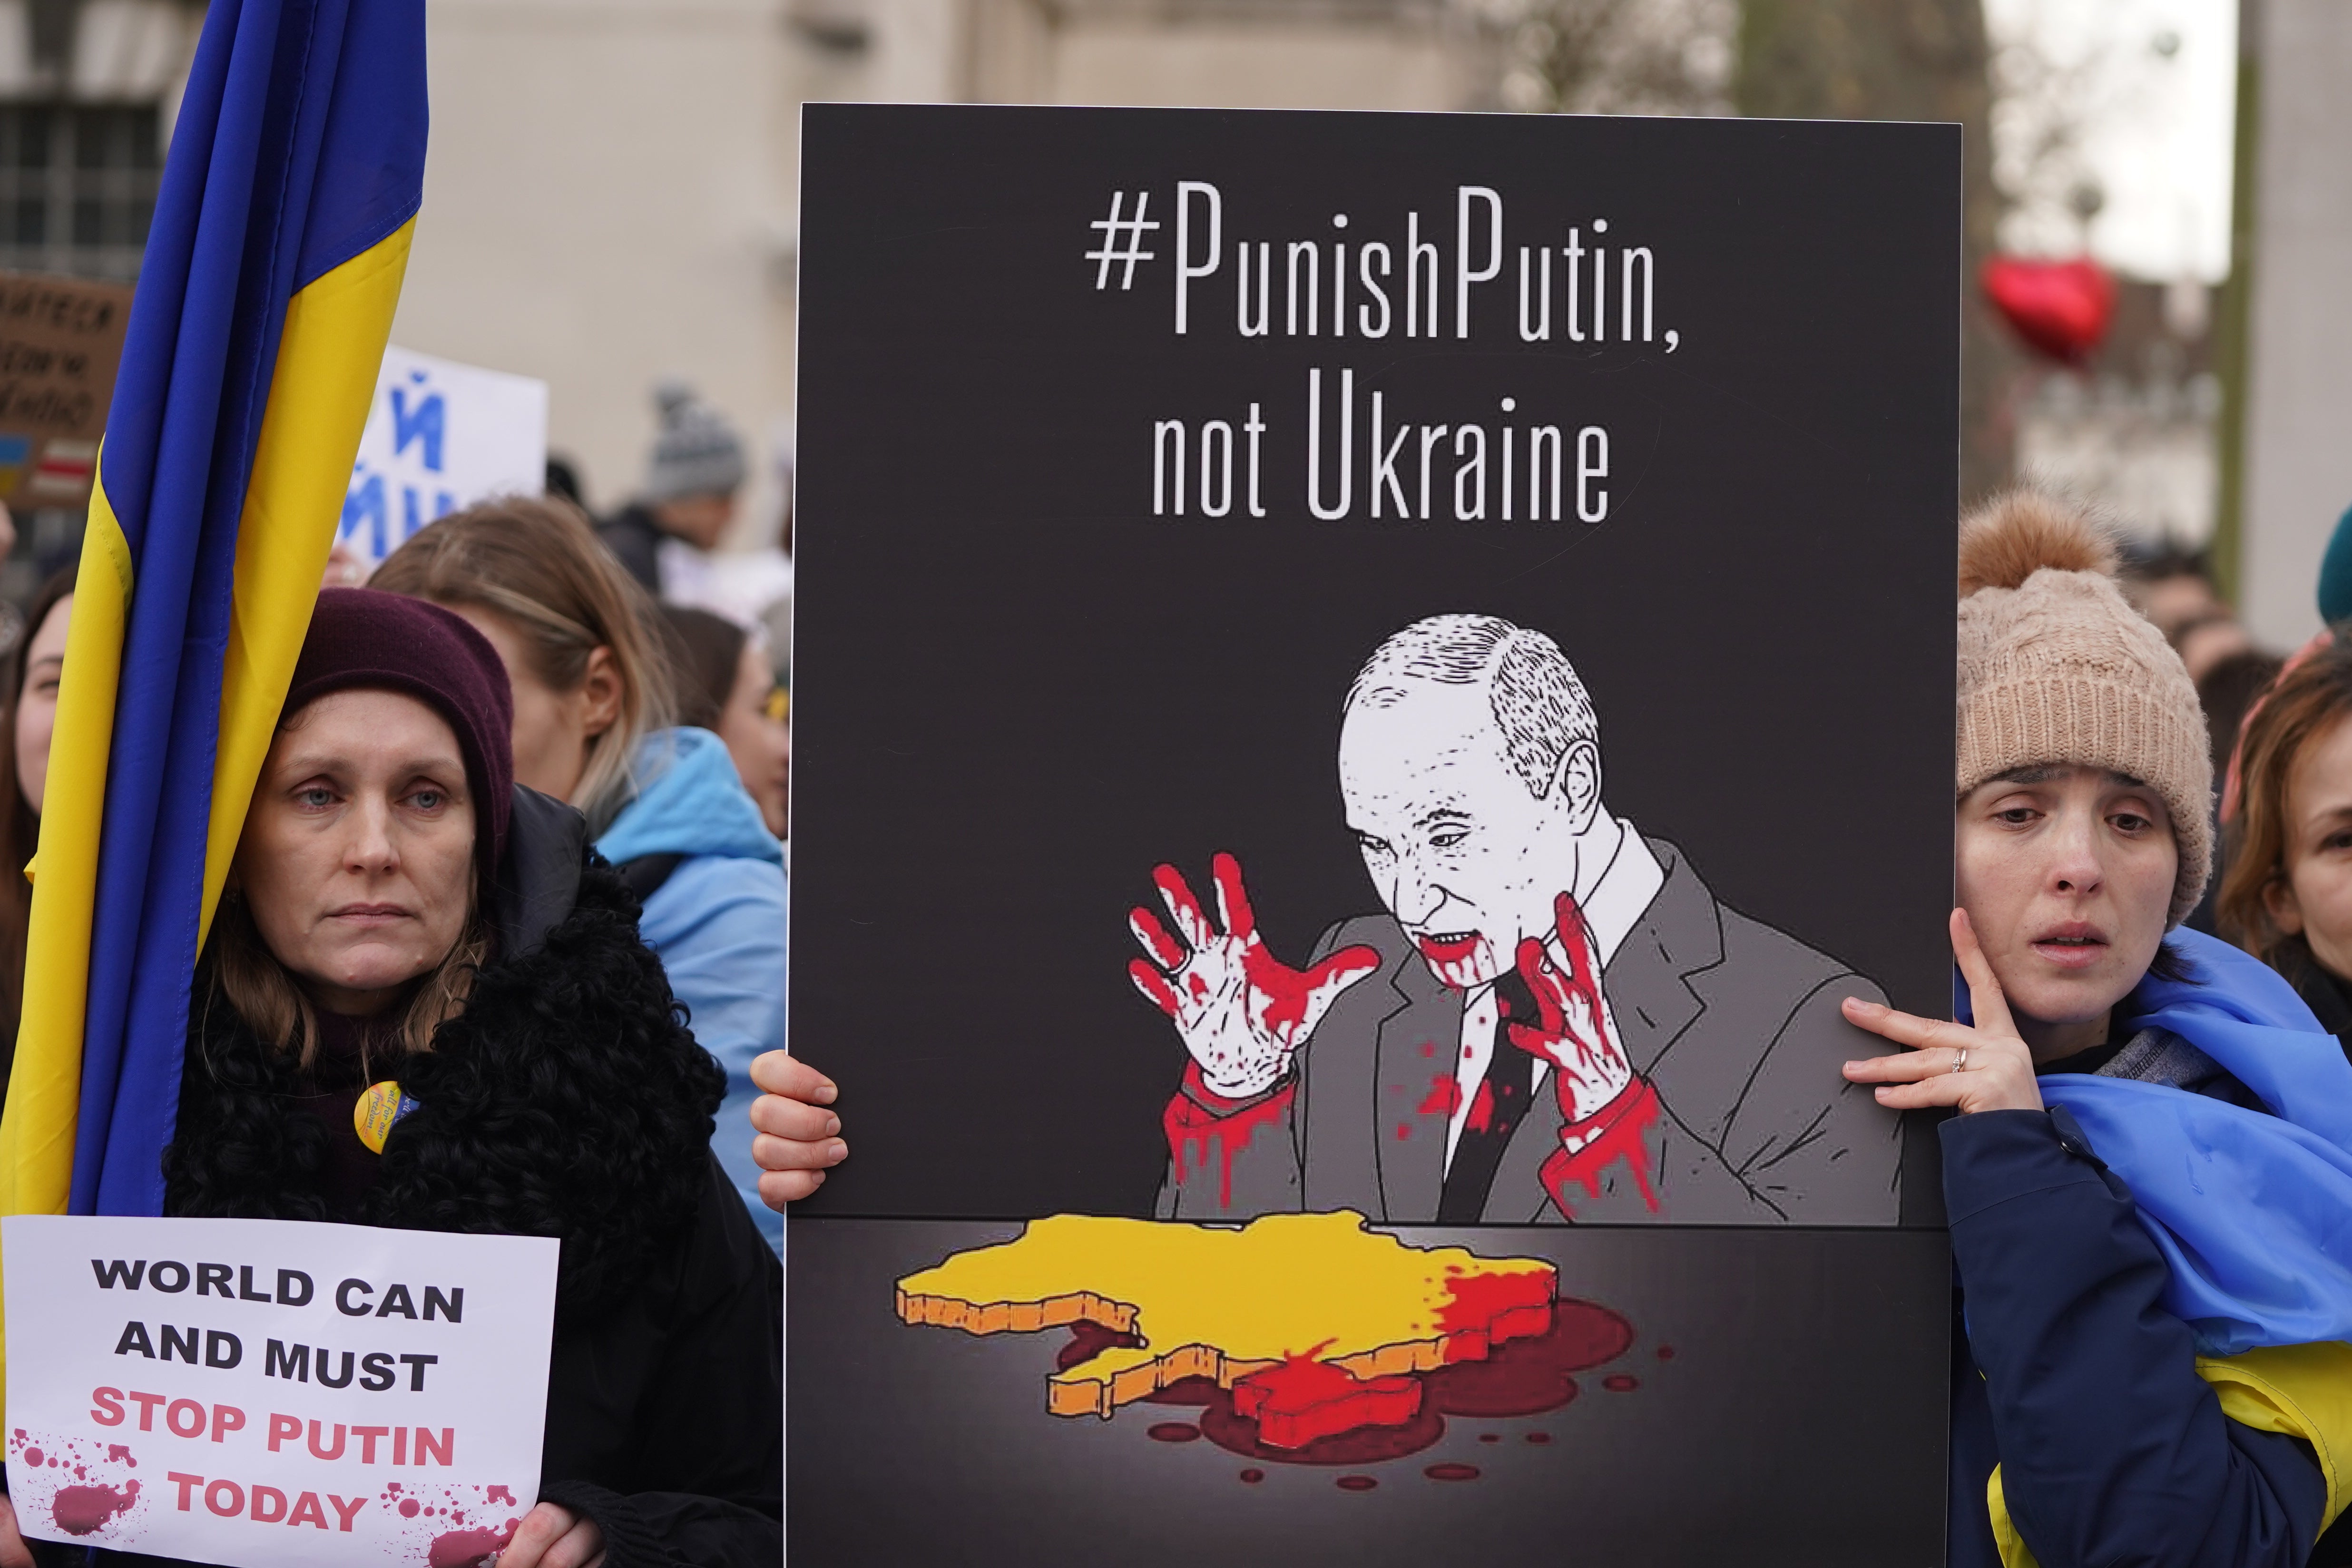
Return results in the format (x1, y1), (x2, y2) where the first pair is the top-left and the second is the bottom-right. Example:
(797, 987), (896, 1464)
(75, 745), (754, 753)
(1414, 932), (1481, 966)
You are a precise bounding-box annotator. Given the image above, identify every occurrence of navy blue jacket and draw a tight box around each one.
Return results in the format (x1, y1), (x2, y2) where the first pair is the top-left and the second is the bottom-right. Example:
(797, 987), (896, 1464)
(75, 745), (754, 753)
(1945, 1098), (2334, 1566)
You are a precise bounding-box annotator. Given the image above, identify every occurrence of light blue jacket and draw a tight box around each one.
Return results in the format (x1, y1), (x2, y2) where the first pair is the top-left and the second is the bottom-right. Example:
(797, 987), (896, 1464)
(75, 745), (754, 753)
(597, 728), (787, 1251)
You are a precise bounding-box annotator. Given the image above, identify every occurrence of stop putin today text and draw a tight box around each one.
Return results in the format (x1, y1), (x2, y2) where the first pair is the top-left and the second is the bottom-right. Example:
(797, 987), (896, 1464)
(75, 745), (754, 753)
(72, 1252), (478, 1534)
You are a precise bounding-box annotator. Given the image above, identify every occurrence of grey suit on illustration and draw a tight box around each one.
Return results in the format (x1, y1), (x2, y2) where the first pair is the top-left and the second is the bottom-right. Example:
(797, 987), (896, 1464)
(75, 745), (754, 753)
(1156, 838), (1903, 1225)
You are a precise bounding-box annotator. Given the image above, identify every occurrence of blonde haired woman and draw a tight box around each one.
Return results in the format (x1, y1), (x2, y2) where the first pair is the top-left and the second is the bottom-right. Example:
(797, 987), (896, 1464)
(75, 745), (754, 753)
(376, 499), (792, 1245)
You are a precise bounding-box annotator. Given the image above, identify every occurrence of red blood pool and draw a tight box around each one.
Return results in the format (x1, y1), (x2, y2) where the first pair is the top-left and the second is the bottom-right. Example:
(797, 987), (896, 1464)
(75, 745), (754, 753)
(1478, 1434), (1501, 1444)
(1144, 1374), (1220, 1408)
(1524, 1431), (1551, 1444)
(1058, 1321), (1144, 1372)
(400, 1499), (422, 1518)
(1147, 1423), (1202, 1443)
(1656, 1345), (1675, 1361)
(1335, 1475), (1378, 1491)
(1603, 1375), (1640, 1392)
(1199, 1394), (1444, 1467)
(1421, 1298), (1632, 1418)
(50, 1479), (138, 1536)
(1424, 1463), (1480, 1482)
(427, 1524), (515, 1568)
(21, 1448), (40, 1467)
(1232, 1353), (1422, 1448)
(1238, 1469), (1264, 1484)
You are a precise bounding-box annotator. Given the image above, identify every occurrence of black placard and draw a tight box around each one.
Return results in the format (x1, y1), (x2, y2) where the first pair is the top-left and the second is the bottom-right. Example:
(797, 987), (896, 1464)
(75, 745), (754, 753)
(789, 103), (1956, 1564)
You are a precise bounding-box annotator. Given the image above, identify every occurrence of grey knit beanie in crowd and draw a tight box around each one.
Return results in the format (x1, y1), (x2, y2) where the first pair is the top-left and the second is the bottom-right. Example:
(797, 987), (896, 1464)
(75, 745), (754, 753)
(1955, 490), (2213, 927)
(641, 380), (747, 502)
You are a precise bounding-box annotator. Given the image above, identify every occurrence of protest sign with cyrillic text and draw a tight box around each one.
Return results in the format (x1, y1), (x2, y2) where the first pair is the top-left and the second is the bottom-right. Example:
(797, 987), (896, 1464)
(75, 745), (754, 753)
(2, 1215), (558, 1568)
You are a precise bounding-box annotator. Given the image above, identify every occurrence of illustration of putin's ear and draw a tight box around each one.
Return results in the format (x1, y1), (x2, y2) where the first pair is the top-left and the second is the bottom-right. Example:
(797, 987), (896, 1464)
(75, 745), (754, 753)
(1554, 740), (1603, 834)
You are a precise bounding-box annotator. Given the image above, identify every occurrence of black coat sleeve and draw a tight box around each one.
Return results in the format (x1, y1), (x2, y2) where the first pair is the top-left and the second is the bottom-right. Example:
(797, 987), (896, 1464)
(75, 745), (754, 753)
(1944, 1106), (2326, 1568)
(542, 1156), (782, 1568)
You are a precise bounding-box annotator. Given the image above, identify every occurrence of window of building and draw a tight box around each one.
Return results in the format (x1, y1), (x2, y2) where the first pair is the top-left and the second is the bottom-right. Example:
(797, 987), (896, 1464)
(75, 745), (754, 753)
(0, 103), (161, 283)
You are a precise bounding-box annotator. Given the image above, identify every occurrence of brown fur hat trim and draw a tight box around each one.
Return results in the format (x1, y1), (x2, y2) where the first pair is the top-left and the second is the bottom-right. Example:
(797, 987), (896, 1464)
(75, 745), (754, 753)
(1959, 490), (2121, 598)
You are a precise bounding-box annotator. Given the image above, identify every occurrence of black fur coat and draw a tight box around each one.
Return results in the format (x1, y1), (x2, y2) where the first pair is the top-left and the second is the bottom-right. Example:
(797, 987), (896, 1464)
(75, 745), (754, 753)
(147, 790), (782, 1568)
(167, 862), (721, 1325)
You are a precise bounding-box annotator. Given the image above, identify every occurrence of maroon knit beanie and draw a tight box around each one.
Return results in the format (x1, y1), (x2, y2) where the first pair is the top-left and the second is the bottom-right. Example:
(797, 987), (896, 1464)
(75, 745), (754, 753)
(282, 588), (516, 879)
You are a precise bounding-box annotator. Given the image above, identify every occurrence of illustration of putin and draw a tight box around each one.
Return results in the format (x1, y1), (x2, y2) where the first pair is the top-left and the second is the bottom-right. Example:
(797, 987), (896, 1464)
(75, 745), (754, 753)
(1127, 613), (1901, 1225)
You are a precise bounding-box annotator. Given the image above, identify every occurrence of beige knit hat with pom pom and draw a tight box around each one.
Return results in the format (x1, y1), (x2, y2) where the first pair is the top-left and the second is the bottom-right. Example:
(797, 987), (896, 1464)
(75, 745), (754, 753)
(1956, 490), (2212, 926)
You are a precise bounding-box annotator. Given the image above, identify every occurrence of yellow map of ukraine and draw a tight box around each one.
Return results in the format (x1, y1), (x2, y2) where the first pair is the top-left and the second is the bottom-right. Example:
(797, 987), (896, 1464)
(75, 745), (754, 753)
(895, 1210), (1558, 1420)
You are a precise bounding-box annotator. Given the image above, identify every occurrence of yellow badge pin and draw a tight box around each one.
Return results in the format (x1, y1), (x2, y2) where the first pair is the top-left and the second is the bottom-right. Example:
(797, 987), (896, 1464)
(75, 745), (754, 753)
(353, 1080), (419, 1155)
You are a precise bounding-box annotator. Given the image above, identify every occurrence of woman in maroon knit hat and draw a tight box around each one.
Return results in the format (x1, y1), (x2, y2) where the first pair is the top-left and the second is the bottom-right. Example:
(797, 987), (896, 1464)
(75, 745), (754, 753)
(3, 589), (781, 1568)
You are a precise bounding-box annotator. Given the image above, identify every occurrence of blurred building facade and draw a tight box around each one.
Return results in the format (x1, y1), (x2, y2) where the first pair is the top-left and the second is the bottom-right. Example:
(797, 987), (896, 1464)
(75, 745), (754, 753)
(2013, 277), (2220, 551)
(2237, 0), (2352, 647)
(387, 0), (1515, 542)
(0, 0), (2333, 616)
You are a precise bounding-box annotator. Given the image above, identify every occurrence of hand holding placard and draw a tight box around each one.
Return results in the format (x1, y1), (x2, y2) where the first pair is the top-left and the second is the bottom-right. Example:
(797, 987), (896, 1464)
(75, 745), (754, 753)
(1, 1215), (558, 1568)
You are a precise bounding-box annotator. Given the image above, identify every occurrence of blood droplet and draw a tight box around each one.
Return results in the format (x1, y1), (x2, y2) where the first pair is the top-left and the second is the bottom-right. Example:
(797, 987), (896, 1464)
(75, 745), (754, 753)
(1164, 1079), (1297, 1211)
(22, 1448), (40, 1467)
(49, 1480), (138, 1536)
(400, 1499), (421, 1518)
(427, 1523), (516, 1568)
(1147, 1423), (1202, 1443)
(1335, 1475), (1378, 1491)
(1525, 1431), (1552, 1444)
(1656, 1344), (1675, 1361)
(1540, 1079), (1665, 1216)
(1238, 1469), (1264, 1484)
(1603, 1374), (1639, 1392)
(1425, 1463), (1480, 1481)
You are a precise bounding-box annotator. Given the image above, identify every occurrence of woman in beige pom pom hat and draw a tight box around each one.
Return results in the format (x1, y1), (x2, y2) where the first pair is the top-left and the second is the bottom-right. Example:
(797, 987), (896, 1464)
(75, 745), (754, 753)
(1840, 492), (2352, 1568)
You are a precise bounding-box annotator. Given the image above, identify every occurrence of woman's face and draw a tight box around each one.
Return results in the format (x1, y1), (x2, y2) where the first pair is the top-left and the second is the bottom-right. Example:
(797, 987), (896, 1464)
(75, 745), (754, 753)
(2263, 708), (2352, 977)
(717, 641), (789, 838)
(444, 606), (618, 806)
(1954, 763), (2177, 1048)
(14, 593), (71, 815)
(235, 689), (475, 1016)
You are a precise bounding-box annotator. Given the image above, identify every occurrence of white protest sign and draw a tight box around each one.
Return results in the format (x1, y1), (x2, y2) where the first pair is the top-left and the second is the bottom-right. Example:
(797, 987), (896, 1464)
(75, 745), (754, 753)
(2, 1215), (558, 1568)
(343, 344), (548, 567)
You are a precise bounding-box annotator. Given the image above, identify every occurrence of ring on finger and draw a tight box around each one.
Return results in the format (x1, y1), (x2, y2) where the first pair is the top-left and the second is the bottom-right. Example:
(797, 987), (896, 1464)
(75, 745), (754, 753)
(1950, 1046), (1969, 1074)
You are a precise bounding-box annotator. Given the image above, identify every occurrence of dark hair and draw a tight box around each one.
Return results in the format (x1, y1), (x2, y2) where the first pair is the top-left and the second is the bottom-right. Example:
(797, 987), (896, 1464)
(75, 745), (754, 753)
(0, 567), (78, 1064)
(2198, 648), (2286, 781)
(656, 605), (745, 733)
(2220, 637), (2352, 970)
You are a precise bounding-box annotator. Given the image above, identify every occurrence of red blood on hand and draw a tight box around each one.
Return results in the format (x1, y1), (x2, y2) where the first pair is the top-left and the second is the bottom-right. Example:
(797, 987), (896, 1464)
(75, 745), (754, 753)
(1504, 893), (1632, 1122)
(1127, 852), (1380, 1101)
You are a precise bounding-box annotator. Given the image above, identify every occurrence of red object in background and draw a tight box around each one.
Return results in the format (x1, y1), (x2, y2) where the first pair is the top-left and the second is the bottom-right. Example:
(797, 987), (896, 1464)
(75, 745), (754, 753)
(1981, 256), (2116, 364)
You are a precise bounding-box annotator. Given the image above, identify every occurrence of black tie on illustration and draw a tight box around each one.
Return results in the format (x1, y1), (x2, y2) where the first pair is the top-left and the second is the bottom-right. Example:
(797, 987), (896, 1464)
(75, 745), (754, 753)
(1436, 969), (1540, 1224)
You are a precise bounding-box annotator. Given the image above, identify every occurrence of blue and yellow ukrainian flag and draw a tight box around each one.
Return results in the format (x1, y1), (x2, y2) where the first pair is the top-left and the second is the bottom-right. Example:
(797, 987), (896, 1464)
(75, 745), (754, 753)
(0, 0), (425, 1275)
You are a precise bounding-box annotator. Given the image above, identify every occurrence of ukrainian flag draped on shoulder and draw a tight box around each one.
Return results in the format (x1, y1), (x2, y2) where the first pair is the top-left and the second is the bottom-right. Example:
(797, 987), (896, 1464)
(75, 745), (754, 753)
(0, 0), (426, 1254)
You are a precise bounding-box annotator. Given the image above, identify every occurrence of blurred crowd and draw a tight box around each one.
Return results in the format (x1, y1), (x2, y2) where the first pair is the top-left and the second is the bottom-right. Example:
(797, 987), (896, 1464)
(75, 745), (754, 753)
(7, 353), (2352, 1568)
